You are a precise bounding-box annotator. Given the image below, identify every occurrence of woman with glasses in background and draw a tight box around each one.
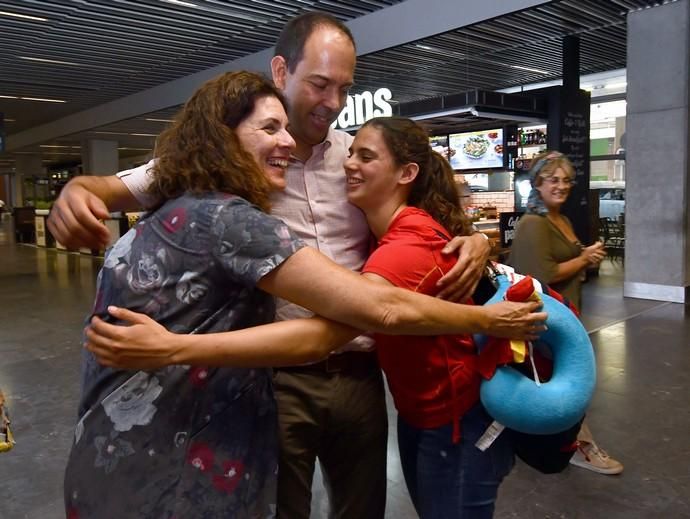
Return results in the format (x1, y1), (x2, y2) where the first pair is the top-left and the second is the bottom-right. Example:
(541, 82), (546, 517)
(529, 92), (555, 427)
(510, 151), (605, 310)
(509, 150), (623, 476)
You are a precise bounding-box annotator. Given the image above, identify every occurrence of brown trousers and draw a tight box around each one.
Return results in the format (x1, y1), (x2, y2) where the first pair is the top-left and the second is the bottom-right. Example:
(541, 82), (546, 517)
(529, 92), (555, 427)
(273, 357), (388, 519)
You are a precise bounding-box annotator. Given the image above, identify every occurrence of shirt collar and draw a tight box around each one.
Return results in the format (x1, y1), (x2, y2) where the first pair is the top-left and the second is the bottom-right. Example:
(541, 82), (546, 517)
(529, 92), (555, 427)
(289, 127), (336, 163)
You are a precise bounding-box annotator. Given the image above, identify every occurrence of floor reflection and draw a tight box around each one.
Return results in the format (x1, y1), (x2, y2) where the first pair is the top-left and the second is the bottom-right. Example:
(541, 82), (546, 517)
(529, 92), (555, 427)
(2, 232), (690, 519)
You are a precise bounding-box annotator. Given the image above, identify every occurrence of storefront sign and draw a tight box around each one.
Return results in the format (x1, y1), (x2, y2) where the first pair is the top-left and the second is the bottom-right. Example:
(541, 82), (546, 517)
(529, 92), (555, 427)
(332, 88), (393, 130)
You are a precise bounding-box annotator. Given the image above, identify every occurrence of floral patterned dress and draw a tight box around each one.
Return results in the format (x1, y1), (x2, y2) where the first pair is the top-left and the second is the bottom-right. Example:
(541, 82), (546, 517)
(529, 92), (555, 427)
(64, 192), (305, 519)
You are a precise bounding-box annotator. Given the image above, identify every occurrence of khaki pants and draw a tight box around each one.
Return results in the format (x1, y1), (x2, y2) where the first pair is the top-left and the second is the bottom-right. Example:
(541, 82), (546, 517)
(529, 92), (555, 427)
(273, 355), (388, 519)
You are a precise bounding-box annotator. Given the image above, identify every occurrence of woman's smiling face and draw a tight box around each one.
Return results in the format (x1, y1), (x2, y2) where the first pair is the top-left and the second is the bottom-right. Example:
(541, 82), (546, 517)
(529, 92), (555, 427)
(536, 167), (574, 210)
(235, 95), (295, 190)
(343, 125), (402, 210)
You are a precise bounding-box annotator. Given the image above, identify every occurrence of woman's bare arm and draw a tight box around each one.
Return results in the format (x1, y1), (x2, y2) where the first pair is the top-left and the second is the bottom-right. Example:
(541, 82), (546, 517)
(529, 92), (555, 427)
(258, 247), (544, 338)
(86, 262), (545, 370)
(86, 307), (359, 369)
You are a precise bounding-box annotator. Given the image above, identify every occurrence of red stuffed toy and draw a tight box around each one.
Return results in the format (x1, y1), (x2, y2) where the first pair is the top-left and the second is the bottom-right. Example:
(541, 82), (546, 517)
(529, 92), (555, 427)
(477, 275), (542, 380)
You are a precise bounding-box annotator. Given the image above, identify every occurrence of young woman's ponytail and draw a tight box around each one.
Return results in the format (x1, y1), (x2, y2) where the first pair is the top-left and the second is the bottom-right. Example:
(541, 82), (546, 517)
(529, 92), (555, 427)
(410, 151), (472, 237)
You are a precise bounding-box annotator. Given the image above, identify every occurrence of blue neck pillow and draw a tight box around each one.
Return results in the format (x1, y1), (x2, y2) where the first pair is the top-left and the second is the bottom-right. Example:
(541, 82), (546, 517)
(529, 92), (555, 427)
(473, 275), (596, 435)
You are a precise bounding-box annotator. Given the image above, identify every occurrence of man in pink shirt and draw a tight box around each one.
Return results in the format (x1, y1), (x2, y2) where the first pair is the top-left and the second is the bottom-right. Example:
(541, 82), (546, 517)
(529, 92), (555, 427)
(48, 12), (492, 518)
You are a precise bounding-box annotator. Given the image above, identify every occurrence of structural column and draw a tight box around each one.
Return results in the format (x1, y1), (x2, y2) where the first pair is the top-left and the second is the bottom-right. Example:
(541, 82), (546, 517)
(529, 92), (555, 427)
(81, 139), (119, 175)
(14, 155), (44, 207)
(624, 0), (690, 303)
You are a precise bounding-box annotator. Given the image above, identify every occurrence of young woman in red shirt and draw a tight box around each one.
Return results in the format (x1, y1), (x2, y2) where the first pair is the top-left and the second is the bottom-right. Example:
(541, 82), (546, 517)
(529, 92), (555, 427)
(344, 117), (513, 518)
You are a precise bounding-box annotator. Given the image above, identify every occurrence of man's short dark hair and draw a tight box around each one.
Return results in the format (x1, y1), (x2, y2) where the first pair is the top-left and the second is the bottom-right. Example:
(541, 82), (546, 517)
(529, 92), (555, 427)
(274, 12), (356, 72)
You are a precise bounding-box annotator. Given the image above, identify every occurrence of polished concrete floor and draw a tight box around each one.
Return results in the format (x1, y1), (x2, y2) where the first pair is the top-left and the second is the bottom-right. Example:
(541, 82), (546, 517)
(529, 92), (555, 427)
(1, 216), (689, 518)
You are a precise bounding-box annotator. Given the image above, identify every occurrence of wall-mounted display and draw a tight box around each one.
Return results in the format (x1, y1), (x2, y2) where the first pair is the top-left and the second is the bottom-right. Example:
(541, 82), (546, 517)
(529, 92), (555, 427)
(449, 128), (504, 171)
(429, 134), (452, 162)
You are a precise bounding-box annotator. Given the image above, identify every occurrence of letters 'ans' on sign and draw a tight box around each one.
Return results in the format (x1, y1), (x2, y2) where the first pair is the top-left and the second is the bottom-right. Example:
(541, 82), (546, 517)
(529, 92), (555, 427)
(332, 88), (393, 130)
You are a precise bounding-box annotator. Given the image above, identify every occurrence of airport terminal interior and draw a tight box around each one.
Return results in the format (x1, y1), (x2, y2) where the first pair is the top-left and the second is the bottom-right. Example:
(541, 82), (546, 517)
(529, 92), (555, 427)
(2, 0), (690, 518)
(2, 214), (690, 518)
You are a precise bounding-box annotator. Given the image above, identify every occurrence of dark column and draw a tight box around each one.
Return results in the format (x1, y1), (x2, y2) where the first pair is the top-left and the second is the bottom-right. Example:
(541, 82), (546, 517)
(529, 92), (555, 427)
(541, 35), (591, 245)
(562, 35), (580, 93)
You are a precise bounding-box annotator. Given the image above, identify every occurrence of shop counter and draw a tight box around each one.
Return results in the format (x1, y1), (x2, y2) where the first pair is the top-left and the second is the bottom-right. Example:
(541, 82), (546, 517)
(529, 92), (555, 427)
(473, 218), (499, 232)
(34, 209), (54, 247)
(103, 212), (130, 246)
(473, 218), (503, 261)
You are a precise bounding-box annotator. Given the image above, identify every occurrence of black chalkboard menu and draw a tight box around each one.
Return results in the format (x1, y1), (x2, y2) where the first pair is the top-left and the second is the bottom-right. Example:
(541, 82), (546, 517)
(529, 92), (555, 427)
(499, 211), (523, 248)
(545, 87), (592, 245)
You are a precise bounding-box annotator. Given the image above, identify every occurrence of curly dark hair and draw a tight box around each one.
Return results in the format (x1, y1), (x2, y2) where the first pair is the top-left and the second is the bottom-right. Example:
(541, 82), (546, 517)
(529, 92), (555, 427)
(147, 71), (288, 212)
(361, 116), (473, 237)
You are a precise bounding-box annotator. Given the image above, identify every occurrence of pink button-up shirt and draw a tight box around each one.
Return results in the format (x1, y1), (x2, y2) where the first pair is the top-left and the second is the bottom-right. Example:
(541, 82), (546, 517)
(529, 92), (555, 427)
(270, 128), (373, 352)
(118, 127), (373, 352)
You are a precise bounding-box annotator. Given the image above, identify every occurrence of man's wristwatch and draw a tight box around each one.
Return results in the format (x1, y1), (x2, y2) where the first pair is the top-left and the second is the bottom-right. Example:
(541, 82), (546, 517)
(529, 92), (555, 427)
(471, 224), (490, 240)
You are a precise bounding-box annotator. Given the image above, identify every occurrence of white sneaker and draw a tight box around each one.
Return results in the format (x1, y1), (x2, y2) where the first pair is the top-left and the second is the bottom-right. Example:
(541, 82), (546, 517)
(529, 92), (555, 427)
(570, 441), (623, 475)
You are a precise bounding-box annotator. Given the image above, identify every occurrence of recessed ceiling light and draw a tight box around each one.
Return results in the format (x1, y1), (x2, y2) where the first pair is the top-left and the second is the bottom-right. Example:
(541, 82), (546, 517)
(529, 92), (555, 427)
(145, 118), (175, 123)
(0, 10), (48, 21)
(118, 147), (153, 151)
(0, 95), (18, 99)
(161, 0), (198, 7)
(19, 56), (83, 66)
(510, 65), (550, 75)
(92, 131), (158, 137)
(21, 97), (67, 103)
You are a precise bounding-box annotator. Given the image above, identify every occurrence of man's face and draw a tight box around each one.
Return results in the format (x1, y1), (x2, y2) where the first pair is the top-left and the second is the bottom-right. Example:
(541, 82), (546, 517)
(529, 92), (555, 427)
(272, 26), (355, 150)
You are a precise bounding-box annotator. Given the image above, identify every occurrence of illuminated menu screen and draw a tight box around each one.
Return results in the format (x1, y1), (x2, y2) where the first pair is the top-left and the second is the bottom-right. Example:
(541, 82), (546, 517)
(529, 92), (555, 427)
(448, 129), (504, 171)
(429, 135), (450, 161)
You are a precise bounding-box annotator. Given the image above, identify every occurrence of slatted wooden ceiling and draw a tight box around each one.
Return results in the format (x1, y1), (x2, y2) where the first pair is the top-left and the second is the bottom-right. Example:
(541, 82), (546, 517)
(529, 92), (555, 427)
(0, 0), (673, 167)
(0, 0), (403, 133)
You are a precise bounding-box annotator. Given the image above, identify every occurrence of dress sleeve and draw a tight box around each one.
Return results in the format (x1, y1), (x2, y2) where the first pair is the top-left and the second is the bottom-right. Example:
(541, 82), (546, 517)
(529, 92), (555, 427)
(210, 198), (306, 287)
(509, 215), (558, 284)
(116, 159), (158, 208)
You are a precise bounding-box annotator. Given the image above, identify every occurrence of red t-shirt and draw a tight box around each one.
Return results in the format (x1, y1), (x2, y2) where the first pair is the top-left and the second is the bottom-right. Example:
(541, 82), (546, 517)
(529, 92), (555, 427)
(363, 207), (481, 434)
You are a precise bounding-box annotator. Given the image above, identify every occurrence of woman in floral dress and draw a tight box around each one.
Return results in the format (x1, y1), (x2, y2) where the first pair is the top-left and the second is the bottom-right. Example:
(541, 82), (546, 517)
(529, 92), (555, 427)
(64, 71), (302, 518)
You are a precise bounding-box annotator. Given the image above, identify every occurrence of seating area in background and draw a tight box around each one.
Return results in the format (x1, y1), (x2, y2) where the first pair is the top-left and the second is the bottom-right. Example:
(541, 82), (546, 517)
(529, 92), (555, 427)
(599, 216), (625, 261)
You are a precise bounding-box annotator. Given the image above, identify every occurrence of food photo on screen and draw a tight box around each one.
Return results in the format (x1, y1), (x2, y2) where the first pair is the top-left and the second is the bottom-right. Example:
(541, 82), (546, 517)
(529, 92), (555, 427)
(449, 129), (504, 170)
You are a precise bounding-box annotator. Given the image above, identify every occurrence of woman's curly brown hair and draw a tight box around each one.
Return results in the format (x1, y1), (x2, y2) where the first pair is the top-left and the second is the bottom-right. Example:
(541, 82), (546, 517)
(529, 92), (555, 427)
(147, 71), (288, 212)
